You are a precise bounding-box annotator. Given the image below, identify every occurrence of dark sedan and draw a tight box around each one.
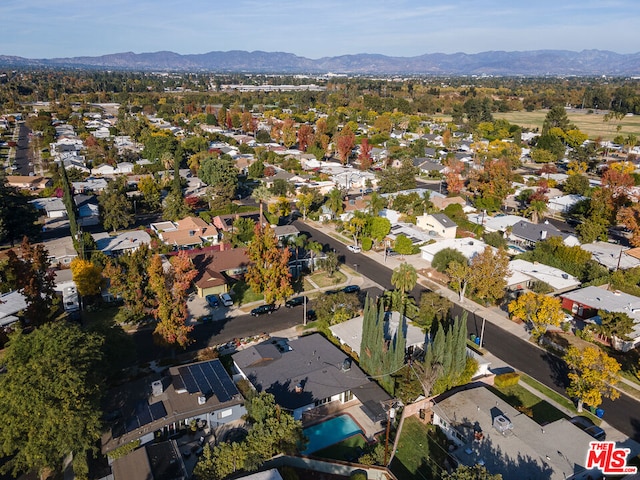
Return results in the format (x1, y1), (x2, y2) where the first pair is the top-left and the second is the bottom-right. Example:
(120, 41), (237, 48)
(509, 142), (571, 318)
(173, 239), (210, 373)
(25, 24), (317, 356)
(250, 304), (276, 316)
(285, 296), (307, 308)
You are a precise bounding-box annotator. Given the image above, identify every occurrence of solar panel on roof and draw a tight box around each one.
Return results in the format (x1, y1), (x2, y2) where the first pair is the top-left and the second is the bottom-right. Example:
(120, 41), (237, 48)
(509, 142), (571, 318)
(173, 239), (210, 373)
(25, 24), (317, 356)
(178, 366), (199, 393)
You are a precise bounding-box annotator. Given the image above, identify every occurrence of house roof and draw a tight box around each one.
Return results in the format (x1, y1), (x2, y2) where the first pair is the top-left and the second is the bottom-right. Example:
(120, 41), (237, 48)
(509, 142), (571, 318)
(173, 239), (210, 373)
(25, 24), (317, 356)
(272, 225), (300, 238)
(581, 241), (640, 270)
(510, 220), (566, 243)
(429, 213), (457, 228)
(432, 385), (598, 480)
(0, 291), (27, 326)
(330, 311), (426, 356)
(232, 333), (380, 412)
(93, 230), (151, 255)
(421, 238), (492, 261)
(508, 259), (580, 291)
(102, 358), (243, 453)
(212, 211), (264, 231)
(160, 216), (218, 247)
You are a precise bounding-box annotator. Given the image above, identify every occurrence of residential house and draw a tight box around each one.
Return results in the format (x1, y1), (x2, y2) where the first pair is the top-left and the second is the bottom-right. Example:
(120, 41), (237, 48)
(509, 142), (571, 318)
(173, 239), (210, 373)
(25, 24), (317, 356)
(211, 211), (266, 232)
(506, 259), (580, 293)
(414, 159), (445, 176)
(421, 238), (492, 263)
(102, 358), (246, 455)
(232, 333), (392, 421)
(561, 285), (640, 351)
(0, 291), (27, 329)
(509, 220), (580, 247)
(429, 385), (600, 480)
(190, 247), (250, 297)
(581, 241), (640, 271)
(29, 197), (67, 219)
(93, 230), (151, 256)
(330, 311), (427, 356)
(416, 213), (457, 239)
(430, 193), (466, 211)
(5, 175), (52, 191)
(471, 214), (529, 234)
(111, 440), (186, 480)
(40, 236), (77, 266)
(272, 225), (299, 246)
(74, 194), (100, 226)
(72, 177), (108, 193)
(152, 216), (219, 250)
(388, 223), (433, 247)
(547, 194), (587, 214)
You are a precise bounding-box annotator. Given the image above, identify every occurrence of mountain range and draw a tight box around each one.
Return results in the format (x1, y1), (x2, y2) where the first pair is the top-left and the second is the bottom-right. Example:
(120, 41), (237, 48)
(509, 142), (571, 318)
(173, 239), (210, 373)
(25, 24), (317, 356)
(1, 49), (640, 76)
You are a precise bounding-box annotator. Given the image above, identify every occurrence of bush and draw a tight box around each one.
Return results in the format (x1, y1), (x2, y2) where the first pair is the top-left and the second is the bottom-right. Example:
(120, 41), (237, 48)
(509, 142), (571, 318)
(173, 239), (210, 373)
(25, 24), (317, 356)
(361, 237), (373, 251)
(494, 372), (520, 388)
(108, 439), (141, 460)
(350, 471), (368, 480)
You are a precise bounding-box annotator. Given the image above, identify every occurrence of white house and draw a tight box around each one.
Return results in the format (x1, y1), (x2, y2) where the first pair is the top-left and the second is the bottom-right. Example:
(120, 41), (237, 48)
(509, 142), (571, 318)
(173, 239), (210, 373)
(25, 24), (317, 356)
(421, 238), (492, 263)
(416, 213), (457, 239)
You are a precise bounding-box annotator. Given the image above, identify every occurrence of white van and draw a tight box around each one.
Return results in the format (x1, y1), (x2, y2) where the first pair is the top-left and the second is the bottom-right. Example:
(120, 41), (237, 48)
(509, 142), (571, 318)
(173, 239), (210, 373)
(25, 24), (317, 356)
(220, 293), (233, 307)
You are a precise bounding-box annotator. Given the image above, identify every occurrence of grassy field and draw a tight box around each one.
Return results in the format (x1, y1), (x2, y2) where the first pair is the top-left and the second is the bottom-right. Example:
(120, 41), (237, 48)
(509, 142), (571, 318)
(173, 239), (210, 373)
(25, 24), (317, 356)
(495, 110), (640, 140)
(391, 416), (450, 480)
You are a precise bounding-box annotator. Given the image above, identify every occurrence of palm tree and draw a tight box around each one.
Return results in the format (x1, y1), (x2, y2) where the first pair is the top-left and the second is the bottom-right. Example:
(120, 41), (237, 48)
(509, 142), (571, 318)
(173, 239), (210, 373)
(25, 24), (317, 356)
(525, 200), (548, 224)
(306, 240), (323, 272)
(251, 185), (271, 227)
(391, 262), (418, 295)
(367, 192), (386, 216)
(325, 188), (344, 218)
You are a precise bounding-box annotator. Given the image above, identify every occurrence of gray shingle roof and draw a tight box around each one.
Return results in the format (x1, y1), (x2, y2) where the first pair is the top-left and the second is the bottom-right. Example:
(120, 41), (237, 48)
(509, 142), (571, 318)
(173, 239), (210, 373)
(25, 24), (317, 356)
(233, 334), (373, 411)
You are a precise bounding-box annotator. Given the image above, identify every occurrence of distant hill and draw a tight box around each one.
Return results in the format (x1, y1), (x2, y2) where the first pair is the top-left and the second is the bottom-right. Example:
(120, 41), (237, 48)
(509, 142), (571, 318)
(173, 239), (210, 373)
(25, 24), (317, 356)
(1, 49), (640, 76)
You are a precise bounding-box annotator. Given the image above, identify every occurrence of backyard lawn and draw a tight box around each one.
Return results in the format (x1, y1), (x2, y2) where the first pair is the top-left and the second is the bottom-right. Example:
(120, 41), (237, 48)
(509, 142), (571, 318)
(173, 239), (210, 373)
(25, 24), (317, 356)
(312, 434), (368, 462)
(391, 416), (450, 480)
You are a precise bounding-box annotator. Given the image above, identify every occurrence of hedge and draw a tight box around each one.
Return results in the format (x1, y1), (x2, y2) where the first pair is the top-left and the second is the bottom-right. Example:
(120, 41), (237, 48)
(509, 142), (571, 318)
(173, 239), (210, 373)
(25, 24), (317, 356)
(494, 372), (521, 388)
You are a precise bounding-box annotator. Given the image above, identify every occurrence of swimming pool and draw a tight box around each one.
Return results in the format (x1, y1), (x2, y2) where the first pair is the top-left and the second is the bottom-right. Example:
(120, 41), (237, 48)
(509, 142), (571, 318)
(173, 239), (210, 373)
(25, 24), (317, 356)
(302, 414), (363, 455)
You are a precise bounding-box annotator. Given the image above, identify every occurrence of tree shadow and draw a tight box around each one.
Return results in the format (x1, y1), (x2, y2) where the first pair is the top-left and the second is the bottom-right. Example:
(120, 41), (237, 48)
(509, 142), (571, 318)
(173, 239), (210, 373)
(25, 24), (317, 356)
(539, 351), (570, 389)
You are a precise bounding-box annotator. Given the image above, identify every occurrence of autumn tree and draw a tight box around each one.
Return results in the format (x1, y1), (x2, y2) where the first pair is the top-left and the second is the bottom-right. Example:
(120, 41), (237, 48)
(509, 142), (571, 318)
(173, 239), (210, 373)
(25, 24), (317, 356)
(508, 292), (564, 339)
(336, 125), (355, 165)
(102, 245), (153, 323)
(0, 322), (104, 478)
(565, 345), (620, 412)
(358, 138), (373, 170)
(99, 176), (134, 232)
(297, 124), (314, 152)
(148, 251), (197, 348)
(468, 247), (510, 304)
(70, 258), (103, 297)
(137, 175), (162, 211)
(6, 238), (58, 325)
(245, 225), (293, 305)
(447, 260), (471, 301)
(444, 157), (465, 195)
(617, 203), (640, 247)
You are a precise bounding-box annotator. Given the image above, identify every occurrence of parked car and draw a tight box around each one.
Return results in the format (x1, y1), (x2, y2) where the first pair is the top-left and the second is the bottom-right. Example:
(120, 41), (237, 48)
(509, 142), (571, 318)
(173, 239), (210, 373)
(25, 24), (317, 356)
(342, 285), (361, 294)
(347, 245), (361, 253)
(220, 293), (234, 307)
(569, 416), (606, 440)
(305, 309), (317, 322)
(206, 294), (219, 308)
(285, 296), (307, 308)
(250, 304), (276, 316)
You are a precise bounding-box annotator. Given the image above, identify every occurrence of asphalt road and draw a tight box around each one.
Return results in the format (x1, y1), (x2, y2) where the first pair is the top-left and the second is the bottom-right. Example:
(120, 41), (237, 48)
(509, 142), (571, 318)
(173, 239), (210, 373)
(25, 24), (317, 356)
(129, 219), (640, 442)
(12, 123), (33, 176)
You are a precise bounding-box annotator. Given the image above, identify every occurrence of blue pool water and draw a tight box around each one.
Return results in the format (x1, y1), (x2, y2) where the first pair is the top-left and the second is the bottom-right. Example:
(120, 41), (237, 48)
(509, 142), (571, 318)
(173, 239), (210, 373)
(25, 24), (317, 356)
(302, 415), (363, 454)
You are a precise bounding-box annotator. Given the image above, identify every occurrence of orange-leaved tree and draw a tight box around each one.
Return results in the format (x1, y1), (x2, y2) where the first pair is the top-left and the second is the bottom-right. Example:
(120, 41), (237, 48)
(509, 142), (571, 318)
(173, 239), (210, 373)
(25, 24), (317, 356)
(245, 224), (293, 305)
(148, 251), (197, 348)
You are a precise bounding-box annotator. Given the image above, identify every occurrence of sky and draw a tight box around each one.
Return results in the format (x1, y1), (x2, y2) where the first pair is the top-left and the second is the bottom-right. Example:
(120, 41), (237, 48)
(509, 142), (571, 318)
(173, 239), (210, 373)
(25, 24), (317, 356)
(2, 0), (639, 59)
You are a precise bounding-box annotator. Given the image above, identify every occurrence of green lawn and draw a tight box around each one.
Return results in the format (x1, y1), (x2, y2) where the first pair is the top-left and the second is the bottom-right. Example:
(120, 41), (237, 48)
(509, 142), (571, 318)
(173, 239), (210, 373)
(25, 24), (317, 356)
(312, 434), (368, 462)
(230, 281), (264, 305)
(489, 383), (566, 425)
(391, 416), (450, 480)
(304, 269), (346, 289)
(519, 374), (602, 426)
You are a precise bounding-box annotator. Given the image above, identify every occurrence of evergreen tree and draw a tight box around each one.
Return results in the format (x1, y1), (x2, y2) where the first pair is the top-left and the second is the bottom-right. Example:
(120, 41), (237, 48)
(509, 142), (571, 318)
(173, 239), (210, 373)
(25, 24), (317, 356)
(59, 163), (79, 242)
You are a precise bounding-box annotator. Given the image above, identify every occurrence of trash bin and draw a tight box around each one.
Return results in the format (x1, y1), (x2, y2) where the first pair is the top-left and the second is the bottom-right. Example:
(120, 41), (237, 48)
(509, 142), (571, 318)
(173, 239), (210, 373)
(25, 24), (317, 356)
(596, 408), (604, 418)
(475, 337), (481, 346)
(470, 334), (477, 342)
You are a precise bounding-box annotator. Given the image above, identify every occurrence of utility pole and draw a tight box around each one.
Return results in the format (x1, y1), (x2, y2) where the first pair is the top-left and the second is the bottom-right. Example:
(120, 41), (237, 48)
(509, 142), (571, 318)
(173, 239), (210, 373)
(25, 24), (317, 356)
(384, 407), (396, 466)
(303, 295), (307, 326)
